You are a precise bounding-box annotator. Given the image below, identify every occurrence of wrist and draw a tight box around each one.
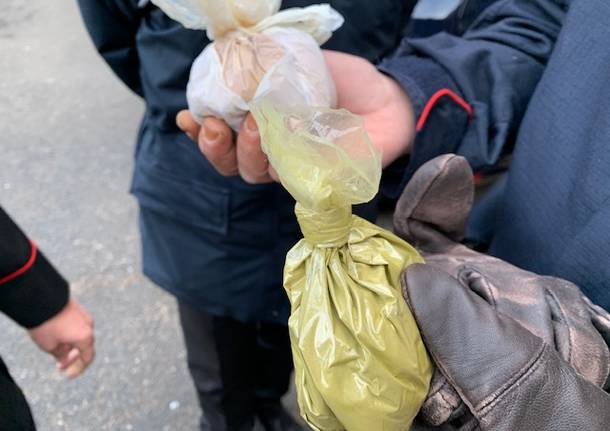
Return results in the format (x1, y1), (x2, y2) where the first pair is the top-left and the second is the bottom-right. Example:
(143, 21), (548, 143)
(384, 73), (416, 157)
(377, 55), (473, 198)
(0, 248), (69, 328)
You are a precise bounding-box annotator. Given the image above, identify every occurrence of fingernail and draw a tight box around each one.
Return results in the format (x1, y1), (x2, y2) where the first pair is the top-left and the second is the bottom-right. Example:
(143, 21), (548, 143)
(245, 116), (258, 133)
(203, 124), (222, 145)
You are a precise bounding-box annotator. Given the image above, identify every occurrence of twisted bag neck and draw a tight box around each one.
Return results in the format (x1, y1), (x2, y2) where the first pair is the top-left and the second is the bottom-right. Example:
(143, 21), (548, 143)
(295, 203), (352, 248)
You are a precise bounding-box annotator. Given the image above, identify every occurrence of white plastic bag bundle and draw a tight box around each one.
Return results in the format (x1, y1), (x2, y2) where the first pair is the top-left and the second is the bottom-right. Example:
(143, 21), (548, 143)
(151, 0), (344, 130)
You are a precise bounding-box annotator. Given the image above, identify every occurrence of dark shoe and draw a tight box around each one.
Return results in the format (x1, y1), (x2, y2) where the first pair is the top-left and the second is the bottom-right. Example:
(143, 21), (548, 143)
(255, 401), (305, 431)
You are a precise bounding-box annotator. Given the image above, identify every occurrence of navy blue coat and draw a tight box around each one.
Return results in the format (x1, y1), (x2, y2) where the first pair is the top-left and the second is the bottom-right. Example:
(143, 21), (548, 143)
(77, 0), (412, 323)
(380, 0), (610, 310)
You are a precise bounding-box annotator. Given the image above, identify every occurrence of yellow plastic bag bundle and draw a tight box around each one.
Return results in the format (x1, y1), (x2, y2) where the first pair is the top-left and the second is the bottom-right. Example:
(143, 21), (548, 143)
(250, 90), (433, 430)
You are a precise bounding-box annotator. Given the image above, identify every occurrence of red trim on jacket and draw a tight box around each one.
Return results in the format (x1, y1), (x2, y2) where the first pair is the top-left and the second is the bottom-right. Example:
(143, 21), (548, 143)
(416, 89), (474, 132)
(0, 240), (38, 285)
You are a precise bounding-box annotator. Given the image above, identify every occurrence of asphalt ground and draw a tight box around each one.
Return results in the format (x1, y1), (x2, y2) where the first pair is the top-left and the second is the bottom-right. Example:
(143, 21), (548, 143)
(2, 1), (203, 429)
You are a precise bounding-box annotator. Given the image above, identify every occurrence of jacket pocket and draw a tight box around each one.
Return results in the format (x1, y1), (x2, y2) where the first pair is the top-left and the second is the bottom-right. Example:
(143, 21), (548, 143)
(131, 164), (229, 236)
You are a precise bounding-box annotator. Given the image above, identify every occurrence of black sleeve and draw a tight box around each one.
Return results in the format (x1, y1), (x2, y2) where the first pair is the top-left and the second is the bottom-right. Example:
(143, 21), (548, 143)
(0, 208), (69, 328)
(378, 0), (569, 197)
(77, 0), (144, 96)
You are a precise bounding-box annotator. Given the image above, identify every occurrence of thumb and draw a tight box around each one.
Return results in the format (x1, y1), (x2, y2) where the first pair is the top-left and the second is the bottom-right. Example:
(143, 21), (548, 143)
(394, 155), (473, 246)
(403, 264), (544, 412)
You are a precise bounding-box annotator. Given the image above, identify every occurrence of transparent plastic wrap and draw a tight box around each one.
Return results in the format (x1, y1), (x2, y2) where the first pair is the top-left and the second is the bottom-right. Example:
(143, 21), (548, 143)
(249, 85), (433, 430)
(150, 0), (343, 130)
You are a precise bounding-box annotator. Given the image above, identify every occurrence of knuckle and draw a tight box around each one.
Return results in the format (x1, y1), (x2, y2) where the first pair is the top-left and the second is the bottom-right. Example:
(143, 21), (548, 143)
(239, 168), (271, 184)
(238, 133), (261, 153)
(216, 160), (239, 177)
(78, 331), (94, 345)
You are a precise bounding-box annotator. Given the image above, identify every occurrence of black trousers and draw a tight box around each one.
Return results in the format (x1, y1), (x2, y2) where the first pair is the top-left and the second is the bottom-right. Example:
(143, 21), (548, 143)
(178, 301), (293, 431)
(0, 357), (36, 431)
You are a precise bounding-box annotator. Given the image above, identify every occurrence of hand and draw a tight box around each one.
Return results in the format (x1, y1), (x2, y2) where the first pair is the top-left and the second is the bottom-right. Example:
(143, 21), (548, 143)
(395, 155), (610, 429)
(176, 50), (415, 183)
(28, 298), (95, 379)
(404, 264), (610, 431)
(176, 111), (277, 184)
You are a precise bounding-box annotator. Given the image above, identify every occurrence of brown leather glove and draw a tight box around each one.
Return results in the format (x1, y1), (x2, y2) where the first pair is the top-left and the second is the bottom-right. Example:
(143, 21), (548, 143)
(394, 155), (610, 430)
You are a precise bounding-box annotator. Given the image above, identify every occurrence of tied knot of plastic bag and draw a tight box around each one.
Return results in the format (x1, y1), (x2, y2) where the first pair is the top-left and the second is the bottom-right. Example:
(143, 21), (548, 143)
(296, 204), (351, 248)
(249, 91), (382, 217)
(150, 0), (343, 43)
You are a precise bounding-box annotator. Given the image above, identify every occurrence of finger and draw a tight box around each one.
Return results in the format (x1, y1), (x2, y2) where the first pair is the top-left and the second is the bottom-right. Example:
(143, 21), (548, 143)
(198, 117), (237, 176)
(236, 114), (272, 184)
(80, 344), (95, 367)
(72, 333), (95, 363)
(61, 345), (94, 380)
(73, 335), (95, 367)
(586, 296), (610, 345)
(393, 155), (473, 246)
(403, 264), (543, 409)
(57, 347), (80, 370)
(50, 343), (72, 362)
(64, 357), (87, 379)
(176, 110), (201, 142)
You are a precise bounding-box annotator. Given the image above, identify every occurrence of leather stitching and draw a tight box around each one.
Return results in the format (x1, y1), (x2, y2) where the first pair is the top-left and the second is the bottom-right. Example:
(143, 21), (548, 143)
(437, 381), (459, 409)
(403, 269), (481, 420)
(476, 343), (547, 418)
(427, 380), (448, 400)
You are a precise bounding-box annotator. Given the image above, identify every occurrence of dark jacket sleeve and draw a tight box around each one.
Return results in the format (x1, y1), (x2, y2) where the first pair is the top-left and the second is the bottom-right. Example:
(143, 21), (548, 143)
(0, 208), (69, 328)
(77, 0), (144, 96)
(378, 0), (569, 197)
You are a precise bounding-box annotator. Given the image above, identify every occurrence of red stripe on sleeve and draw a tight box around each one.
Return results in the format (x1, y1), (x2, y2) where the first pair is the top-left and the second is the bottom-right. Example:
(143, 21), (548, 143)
(0, 240), (38, 285)
(416, 88), (474, 132)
